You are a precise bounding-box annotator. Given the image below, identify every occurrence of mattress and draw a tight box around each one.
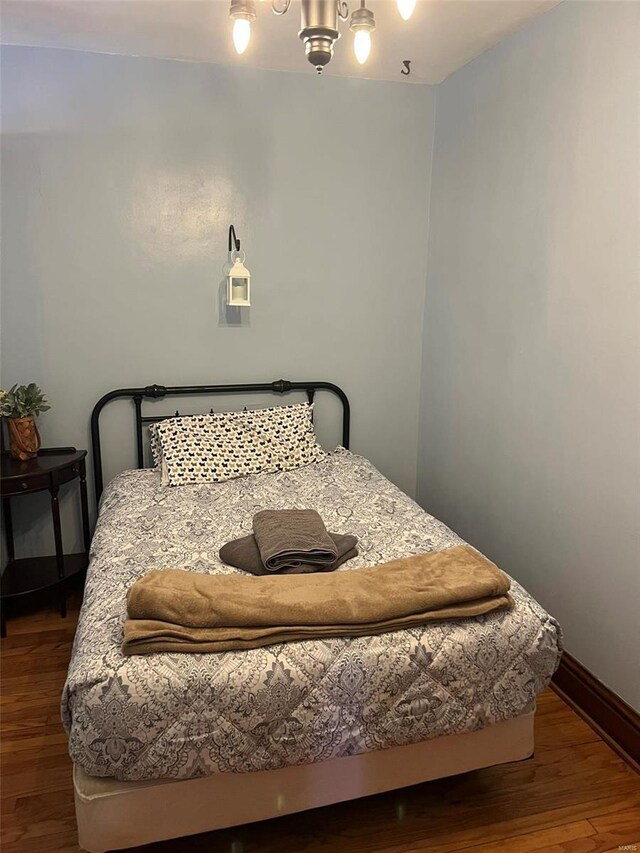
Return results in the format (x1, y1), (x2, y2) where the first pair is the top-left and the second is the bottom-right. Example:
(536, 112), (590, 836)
(62, 449), (562, 782)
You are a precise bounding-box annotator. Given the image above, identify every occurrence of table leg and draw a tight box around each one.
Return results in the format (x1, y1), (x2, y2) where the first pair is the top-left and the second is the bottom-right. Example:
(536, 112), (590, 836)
(79, 458), (91, 554)
(2, 498), (15, 562)
(50, 485), (66, 619)
(1, 499), (13, 637)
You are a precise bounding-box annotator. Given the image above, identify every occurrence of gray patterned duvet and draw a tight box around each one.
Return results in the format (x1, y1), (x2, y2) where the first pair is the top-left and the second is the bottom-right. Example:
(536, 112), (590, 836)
(62, 449), (562, 782)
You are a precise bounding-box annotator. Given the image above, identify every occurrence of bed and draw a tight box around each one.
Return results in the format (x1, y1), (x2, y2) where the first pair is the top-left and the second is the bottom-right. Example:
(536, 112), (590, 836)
(63, 379), (562, 852)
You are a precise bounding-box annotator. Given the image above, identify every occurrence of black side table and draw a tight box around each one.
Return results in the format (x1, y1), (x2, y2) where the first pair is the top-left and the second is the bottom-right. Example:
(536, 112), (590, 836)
(1, 447), (91, 637)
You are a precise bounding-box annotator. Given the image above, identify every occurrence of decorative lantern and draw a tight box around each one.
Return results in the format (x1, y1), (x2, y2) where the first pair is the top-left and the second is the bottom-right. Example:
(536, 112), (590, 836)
(226, 225), (251, 307)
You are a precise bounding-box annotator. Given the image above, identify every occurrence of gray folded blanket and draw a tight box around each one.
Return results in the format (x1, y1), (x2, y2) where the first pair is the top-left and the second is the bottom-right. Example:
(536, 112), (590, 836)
(220, 532), (358, 576)
(253, 509), (338, 572)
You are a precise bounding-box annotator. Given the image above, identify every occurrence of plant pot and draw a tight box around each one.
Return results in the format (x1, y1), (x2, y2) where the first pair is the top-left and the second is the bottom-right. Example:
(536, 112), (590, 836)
(7, 416), (41, 461)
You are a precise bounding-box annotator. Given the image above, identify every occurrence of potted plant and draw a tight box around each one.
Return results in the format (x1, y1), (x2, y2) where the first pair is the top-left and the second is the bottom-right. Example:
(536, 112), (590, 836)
(0, 383), (50, 461)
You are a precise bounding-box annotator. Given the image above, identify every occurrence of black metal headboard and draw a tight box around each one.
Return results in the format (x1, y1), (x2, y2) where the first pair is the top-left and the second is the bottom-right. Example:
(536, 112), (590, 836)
(90, 379), (350, 505)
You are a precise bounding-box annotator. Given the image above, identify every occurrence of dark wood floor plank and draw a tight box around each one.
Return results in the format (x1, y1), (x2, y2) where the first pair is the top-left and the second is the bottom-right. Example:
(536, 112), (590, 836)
(430, 819), (596, 853)
(534, 718), (600, 752)
(1, 593), (638, 853)
(590, 806), (640, 836)
(388, 797), (640, 853)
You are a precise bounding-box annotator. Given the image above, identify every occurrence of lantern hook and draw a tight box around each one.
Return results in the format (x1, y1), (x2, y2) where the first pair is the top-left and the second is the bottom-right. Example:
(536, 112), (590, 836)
(228, 225), (241, 254)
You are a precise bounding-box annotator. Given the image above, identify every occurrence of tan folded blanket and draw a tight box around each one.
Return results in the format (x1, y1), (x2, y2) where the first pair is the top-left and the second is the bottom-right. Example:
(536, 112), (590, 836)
(253, 509), (337, 571)
(123, 545), (513, 656)
(220, 532), (358, 576)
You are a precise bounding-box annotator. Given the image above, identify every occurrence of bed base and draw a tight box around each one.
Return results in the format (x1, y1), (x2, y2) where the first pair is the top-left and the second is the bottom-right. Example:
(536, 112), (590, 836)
(74, 707), (534, 852)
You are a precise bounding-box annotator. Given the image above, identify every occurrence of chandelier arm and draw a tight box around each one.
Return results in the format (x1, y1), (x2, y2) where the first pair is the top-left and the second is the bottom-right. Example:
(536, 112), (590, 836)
(337, 0), (349, 21)
(271, 0), (293, 15)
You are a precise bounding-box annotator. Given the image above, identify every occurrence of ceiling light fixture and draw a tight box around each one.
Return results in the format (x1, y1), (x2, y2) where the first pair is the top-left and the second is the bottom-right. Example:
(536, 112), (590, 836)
(229, 0), (411, 73)
(230, 0), (257, 55)
(350, 1), (375, 65)
(396, 0), (416, 22)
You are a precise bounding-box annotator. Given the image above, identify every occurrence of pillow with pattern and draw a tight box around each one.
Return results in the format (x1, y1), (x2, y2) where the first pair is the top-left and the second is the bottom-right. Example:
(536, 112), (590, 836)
(148, 422), (163, 468)
(155, 403), (326, 486)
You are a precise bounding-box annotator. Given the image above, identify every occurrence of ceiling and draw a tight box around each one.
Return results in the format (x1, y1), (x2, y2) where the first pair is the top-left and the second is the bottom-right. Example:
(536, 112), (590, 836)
(1, 0), (561, 84)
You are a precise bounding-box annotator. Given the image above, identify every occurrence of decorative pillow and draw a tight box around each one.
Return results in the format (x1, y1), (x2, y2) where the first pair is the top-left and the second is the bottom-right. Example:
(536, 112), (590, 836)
(155, 403), (326, 486)
(148, 422), (163, 467)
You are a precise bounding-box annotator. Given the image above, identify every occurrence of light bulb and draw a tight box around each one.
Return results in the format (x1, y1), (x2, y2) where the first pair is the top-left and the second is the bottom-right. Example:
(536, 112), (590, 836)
(232, 18), (251, 54)
(353, 29), (371, 64)
(396, 0), (416, 21)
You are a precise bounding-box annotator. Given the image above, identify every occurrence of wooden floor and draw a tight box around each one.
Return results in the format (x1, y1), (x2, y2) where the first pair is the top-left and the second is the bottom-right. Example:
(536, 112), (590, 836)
(1, 590), (639, 853)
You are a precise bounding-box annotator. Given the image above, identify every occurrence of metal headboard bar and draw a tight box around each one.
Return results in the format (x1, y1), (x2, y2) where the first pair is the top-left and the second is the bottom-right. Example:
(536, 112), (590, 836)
(90, 379), (350, 506)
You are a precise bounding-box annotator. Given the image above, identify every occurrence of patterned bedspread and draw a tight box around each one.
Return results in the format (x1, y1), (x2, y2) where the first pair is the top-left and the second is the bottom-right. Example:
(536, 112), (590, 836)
(62, 449), (562, 781)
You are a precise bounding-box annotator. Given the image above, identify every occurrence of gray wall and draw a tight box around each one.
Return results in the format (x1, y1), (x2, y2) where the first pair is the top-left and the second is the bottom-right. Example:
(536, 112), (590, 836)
(418, 2), (640, 709)
(1, 46), (435, 555)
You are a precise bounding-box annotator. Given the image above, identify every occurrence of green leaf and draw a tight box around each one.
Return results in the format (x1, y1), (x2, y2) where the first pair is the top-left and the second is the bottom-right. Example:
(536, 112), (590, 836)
(1, 383), (50, 418)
